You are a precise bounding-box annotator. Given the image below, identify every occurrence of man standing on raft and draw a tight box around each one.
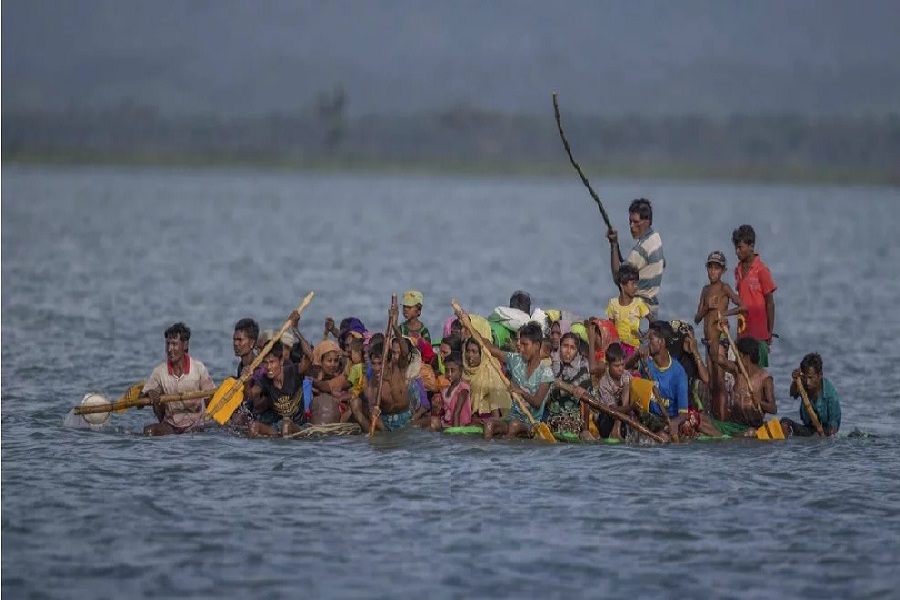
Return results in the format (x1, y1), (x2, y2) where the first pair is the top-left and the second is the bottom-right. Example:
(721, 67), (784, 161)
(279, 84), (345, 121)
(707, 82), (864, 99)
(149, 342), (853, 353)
(607, 198), (665, 319)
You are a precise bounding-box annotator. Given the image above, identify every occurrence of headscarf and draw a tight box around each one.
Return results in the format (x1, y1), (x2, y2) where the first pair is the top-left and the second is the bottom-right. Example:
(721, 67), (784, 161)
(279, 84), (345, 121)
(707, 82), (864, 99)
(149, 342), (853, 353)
(415, 335), (436, 365)
(462, 343), (512, 414)
(338, 318), (367, 347)
(313, 340), (341, 366)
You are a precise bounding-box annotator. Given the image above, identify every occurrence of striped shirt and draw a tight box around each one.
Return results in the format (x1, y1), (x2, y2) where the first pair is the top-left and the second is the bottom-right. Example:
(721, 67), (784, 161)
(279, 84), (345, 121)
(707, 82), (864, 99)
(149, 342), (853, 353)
(626, 227), (665, 313)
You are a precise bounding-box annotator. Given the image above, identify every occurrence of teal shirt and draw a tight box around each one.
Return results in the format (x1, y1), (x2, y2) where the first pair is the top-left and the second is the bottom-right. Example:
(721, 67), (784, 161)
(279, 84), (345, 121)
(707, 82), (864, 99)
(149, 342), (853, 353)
(797, 378), (842, 433)
(505, 352), (555, 422)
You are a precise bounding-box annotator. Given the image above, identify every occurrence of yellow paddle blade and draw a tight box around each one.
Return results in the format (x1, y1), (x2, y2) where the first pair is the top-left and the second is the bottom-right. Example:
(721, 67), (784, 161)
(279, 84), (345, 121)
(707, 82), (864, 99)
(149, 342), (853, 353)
(206, 378), (244, 425)
(630, 378), (654, 413)
(588, 415), (600, 438)
(756, 418), (786, 441)
(534, 422), (557, 444)
(115, 382), (145, 413)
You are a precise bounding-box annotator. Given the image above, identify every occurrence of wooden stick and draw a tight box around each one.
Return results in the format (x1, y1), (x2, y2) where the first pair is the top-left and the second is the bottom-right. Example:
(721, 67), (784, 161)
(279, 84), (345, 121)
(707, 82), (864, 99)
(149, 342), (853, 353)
(552, 91), (612, 231)
(369, 294), (397, 437)
(452, 300), (556, 443)
(555, 380), (667, 444)
(75, 389), (212, 415)
(794, 377), (825, 436)
(719, 311), (760, 412)
(206, 292), (314, 418)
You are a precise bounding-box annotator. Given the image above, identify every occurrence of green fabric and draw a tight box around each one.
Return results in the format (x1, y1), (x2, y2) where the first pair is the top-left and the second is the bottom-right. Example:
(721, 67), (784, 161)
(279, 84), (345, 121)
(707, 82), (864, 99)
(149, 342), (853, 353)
(443, 425), (483, 435)
(697, 434), (733, 441)
(488, 320), (512, 350)
(757, 339), (769, 368)
(710, 418), (749, 436)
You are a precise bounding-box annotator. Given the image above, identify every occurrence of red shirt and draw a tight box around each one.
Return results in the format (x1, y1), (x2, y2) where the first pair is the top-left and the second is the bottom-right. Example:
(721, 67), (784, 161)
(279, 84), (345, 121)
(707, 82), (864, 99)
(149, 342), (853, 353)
(735, 255), (777, 341)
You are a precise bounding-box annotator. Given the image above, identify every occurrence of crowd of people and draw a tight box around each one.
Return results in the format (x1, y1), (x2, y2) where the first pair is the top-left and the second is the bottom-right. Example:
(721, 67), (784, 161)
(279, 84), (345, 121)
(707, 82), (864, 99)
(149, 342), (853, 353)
(136, 199), (841, 442)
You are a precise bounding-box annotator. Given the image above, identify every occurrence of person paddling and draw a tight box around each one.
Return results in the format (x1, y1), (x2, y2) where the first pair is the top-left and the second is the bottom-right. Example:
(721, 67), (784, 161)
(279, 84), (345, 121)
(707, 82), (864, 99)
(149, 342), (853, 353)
(140, 322), (216, 436)
(781, 353), (841, 437)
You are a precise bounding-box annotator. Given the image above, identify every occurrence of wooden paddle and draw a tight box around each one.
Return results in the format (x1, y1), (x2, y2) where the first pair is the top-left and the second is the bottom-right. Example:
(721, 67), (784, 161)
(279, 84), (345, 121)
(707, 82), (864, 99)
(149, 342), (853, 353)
(554, 379), (667, 444)
(552, 92), (613, 231)
(451, 300), (556, 443)
(794, 376), (825, 436)
(369, 294), (398, 437)
(718, 311), (761, 412)
(113, 381), (145, 413)
(205, 292), (315, 424)
(638, 357), (679, 443)
(75, 388), (214, 415)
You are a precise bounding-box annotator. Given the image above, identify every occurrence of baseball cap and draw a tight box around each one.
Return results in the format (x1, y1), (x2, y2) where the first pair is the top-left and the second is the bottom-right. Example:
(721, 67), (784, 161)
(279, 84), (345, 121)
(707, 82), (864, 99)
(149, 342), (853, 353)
(402, 290), (424, 307)
(706, 251), (727, 268)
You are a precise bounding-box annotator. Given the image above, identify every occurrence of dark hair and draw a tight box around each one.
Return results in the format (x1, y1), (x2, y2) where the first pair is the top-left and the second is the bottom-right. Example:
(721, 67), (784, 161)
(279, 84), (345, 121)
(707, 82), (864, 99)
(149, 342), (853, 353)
(800, 352), (823, 375)
(578, 338), (589, 358)
(736, 337), (760, 366)
(550, 320), (561, 333)
(449, 318), (462, 334)
(444, 352), (463, 368)
(617, 263), (640, 285)
(509, 290), (532, 314)
(268, 340), (284, 358)
(369, 342), (384, 361)
(560, 332), (581, 348)
(370, 332), (385, 347)
(648, 320), (674, 344)
(628, 198), (653, 224)
(234, 317), (259, 341)
(519, 321), (544, 344)
(732, 224), (756, 246)
(465, 338), (481, 354)
(349, 337), (364, 354)
(605, 342), (625, 364)
(442, 334), (462, 355)
(165, 322), (191, 342)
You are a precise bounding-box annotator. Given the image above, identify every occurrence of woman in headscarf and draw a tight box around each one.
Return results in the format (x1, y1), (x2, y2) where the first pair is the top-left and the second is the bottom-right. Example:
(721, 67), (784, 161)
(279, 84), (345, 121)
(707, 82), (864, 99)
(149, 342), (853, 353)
(462, 337), (512, 423)
(545, 332), (593, 439)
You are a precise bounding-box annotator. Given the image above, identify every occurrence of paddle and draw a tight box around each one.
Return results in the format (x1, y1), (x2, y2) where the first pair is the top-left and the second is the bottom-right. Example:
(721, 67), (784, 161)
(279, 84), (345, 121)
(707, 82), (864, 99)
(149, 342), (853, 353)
(718, 311), (761, 412)
(114, 381), (145, 413)
(552, 91), (612, 231)
(451, 300), (556, 443)
(205, 292), (315, 424)
(794, 376), (825, 437)
(369, 294), (398, 437)
(554, 379), (667, 444)
(638, 357), (679, 443)
(75, 388), (215, 415)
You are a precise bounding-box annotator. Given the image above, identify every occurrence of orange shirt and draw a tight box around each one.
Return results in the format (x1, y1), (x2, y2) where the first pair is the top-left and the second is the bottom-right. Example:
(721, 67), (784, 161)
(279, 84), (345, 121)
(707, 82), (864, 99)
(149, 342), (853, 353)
(734, 255), (777, 341)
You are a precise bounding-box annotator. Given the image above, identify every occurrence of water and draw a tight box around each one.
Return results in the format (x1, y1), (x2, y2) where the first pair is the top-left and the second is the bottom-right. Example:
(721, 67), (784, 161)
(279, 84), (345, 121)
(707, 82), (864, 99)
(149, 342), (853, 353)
(3, 165), (900, 599)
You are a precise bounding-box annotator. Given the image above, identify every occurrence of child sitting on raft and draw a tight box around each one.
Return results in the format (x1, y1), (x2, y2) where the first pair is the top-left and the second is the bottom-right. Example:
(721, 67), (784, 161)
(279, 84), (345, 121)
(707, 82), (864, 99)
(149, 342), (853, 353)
(429, 353), (472, 431)
(594, 342), (632, 439)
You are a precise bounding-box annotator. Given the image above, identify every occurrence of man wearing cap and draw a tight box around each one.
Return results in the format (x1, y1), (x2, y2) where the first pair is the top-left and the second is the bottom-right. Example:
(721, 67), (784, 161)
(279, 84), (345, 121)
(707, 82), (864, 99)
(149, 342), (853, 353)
(606, 198), (665, 317)
(694, 250), (746, 420)
(399, 289), (431, 345)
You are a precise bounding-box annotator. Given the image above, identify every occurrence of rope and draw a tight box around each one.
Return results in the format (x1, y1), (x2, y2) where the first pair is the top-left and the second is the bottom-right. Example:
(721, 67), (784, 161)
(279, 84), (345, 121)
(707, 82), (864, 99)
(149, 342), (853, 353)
(284, 422), (361, 438)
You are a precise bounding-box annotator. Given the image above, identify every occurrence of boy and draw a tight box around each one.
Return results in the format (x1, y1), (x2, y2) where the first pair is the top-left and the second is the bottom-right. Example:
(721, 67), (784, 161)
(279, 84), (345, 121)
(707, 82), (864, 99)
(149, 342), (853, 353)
(399, 289), (431, 344)
(593, 342), (632, 439)
(732, 225), (777, 367)
(694, 250), (746, 419)
(607, 263), (652, 356)
(477, 321), (555, 440)
(781, 353), (841, 436)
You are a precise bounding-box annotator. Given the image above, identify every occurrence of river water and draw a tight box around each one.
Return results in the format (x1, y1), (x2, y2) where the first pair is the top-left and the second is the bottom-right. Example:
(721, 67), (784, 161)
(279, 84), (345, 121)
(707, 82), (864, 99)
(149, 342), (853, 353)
(2, 165), (899, 599)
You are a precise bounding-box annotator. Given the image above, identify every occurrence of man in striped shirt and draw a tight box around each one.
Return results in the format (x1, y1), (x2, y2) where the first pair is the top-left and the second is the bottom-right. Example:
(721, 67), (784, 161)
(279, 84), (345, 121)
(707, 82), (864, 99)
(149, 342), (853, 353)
(606, 198), (665, 318)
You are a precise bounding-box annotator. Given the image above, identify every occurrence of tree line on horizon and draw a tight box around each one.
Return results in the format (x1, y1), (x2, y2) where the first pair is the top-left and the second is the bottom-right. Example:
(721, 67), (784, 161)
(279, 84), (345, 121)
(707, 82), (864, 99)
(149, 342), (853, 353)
(3, 102), (899, 183)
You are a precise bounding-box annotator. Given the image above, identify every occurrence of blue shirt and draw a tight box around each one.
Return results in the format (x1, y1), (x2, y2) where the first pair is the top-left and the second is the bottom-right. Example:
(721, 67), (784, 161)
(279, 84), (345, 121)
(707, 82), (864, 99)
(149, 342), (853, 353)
(641, 356), (689, 418)
(505, 352), (555, 422)
(797, 378), (841, 433)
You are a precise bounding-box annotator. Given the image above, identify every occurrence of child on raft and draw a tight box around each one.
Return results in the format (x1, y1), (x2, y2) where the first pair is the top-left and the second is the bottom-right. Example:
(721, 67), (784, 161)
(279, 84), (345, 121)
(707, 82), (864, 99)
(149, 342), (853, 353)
(607, 263), (653, 357)
(429, 353), (472, 431)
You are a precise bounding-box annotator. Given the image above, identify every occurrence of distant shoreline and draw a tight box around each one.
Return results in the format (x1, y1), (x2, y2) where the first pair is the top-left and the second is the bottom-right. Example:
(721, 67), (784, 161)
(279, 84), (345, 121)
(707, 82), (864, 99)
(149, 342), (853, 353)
(5, 151), (897, 187)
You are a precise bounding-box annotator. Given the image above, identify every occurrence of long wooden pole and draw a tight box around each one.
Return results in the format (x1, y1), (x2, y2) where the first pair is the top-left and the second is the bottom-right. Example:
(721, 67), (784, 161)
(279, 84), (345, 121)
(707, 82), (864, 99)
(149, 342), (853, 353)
(369, 294), (397, 437)
(795, 377), (825, 436)
(719, 311), (760, 412)
(554, 379), (666, 444)
(75, 389), (212, 415)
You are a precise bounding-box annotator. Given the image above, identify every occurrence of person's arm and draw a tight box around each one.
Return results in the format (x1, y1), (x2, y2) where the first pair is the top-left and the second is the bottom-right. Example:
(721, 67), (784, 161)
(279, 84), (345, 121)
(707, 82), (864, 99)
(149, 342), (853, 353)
(723, 284), (747, 317)
(694, 287), (708, 325)
(390, 323), (411, 369)
(668, 371), (691, 438)
(761, 376), (777, 415)
(788, 368), (801, 398)
(453, 388), (469, 426)
(587, 325), (606, 379)
(608, 228), (623, 283)
(618, 375), (632, 408)
(684, 332), (709, 385)
(765, 293), (776, 341)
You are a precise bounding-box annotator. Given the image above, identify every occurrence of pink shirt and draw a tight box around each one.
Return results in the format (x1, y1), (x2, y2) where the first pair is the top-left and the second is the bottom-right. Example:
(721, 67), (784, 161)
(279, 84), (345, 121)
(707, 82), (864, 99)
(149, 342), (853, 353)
(441, 381), (472, 427)
(142, 355), (216, 429)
